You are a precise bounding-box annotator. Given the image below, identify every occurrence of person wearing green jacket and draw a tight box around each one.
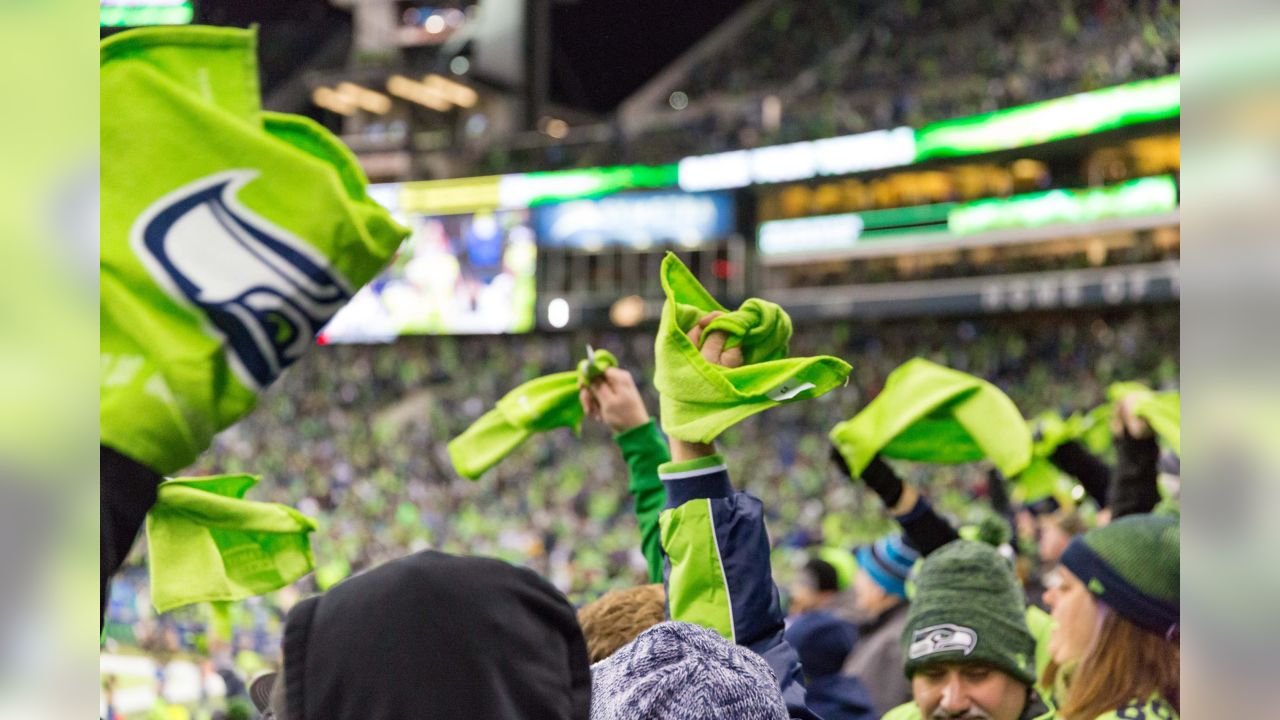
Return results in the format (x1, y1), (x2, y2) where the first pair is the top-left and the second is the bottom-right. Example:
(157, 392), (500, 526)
(579, 362), (668, 583)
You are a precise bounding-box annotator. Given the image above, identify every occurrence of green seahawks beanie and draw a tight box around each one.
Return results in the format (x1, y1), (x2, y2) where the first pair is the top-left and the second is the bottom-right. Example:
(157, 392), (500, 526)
(901, 540), (1036, 685)
(1059, 513), (1179, 638)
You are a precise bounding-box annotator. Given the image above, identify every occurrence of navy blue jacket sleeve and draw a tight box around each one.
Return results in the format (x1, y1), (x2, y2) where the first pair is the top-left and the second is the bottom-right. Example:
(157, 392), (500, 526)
(659, 455), (823, 720)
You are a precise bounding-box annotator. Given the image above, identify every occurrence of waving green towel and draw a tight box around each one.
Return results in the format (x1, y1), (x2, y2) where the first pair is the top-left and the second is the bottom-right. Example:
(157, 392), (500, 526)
(830, 358), (1031, 477)
(1019, 410), (1092, 501)
(146, 474), (316, 612)
(655, 253), (851, 443)
(1104, 382), (1180, 455)
(101, 26), (408, 476)
(448, 348), (618, 479)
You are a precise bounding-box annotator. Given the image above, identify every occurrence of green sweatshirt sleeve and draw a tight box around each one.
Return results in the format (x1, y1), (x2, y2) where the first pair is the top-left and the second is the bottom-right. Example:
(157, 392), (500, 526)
(614, 419), (670, 583)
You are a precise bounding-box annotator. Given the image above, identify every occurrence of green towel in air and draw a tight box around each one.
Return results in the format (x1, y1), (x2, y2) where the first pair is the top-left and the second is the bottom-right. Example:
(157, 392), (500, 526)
(1103, 382), (1180, 455)
(101, 26), (408, 475)
(448, 348), (618, 479)
(654, 253), (851, 443)
(146, 474), (316, 612)
(1019, 410), (1093, 501)
(830, 358), (1031, 478)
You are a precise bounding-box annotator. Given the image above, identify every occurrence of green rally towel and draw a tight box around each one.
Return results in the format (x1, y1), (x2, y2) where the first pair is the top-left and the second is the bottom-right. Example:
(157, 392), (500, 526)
(1019, 410), (1093, 502)
(448, 348), (618, 479)
(830, 358), (1031, 477)
(146, 474), (316, 612)
(654, 253), (851, 442)
(1104, 382), (1180, 455)
(101, 26), (408, 475)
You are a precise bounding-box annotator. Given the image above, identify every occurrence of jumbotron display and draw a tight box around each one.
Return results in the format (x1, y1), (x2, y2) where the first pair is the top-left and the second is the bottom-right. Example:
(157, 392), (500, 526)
(320, 185), (537, 341)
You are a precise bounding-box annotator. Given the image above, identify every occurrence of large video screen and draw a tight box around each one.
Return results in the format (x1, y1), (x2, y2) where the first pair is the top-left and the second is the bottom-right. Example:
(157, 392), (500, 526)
(532, 191), (734, 250)
(320, 187), (537, 341)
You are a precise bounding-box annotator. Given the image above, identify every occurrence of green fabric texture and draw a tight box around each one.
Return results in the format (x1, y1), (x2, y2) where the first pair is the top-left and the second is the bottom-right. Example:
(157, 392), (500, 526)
(145, 474), (316, 612)
(615, 419), (671, 583)
(101, 26), (408, 475)
(448, 349), (618, 479)
(1080, 514), (1179, 605)
(660, 497), (735, 643)
(1020, 411), (1093, 502)
(817, 546), (859, 591)
(830, 358), (1032, 478)
(901, 540), (1037, 686)
(1025, 605), (1056, 693)
(1106, 382), (1181, 455)
(654, 253), (851, 443)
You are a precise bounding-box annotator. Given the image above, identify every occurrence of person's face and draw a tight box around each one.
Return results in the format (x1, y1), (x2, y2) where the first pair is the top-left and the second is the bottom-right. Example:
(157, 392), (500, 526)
(789, 580), (820, 614)
(853, 567), (890, 614)
(1038, 521), (1072, 563)
(1042, 566), (1100, 666)
(911, 662), (1028, 720)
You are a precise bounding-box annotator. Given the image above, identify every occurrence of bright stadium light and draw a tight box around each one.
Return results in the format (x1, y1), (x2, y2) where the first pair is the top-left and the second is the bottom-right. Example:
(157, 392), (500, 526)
(387, 75), (452, 111)
(336, 82), (392, 115)
(312, 87), (357, 116)
(424, 74), (478, 108)
(547, 298), (570, 329)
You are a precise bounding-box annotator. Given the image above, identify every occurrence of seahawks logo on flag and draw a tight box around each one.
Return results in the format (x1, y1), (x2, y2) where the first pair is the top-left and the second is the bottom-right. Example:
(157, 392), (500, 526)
(132, 170), (352, 389)
(908, 623), (978, 659)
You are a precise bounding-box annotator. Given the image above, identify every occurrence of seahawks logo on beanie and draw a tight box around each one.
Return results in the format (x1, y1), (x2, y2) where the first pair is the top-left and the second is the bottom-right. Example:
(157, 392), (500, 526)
(908, 623), (977, 659)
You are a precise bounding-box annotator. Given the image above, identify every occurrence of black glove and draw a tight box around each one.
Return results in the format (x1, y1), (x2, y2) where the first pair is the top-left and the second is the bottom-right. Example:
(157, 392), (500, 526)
(831, 447), (904, 507)
(1111, 430), (1160, 518)
(1048, 440), (1111, 507)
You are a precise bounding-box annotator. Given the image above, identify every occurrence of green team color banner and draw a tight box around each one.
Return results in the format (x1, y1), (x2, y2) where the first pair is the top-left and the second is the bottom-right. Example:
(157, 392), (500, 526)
(101, 26), (408, 475)
(915, 74), (1180, 160)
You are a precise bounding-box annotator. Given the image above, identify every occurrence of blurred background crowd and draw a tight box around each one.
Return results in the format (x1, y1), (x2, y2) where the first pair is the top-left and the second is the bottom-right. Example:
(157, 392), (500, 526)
(103, 305), (1178, 669)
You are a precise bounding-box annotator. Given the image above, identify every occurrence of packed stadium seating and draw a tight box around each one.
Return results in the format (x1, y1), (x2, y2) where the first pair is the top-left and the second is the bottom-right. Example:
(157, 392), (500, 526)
(104, 304), (1178, 657)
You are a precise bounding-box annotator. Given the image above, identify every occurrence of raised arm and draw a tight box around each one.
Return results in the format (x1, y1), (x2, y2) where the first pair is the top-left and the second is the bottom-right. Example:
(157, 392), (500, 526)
(581, 366), (669, 582)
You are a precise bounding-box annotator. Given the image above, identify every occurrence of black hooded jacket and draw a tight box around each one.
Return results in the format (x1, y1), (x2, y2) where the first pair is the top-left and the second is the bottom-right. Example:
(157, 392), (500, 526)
(278, 550), (592, 720)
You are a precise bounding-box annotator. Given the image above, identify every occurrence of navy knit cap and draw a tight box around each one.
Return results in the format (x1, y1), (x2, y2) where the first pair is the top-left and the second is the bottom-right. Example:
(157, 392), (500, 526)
(1059, 513), (1179, 638)
(590, 621), (788, 720)
(856, 533), (919, 599)
(784, 611), (857, 678)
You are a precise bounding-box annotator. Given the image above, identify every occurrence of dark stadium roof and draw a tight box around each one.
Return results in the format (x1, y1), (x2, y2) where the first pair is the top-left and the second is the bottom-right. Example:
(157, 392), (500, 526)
(122, 0), (750, 117)
(548, 0), (750, 114)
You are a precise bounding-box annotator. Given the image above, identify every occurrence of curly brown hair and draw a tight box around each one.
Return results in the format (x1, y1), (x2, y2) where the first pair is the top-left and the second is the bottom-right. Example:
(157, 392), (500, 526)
(577, 584), (666, 663)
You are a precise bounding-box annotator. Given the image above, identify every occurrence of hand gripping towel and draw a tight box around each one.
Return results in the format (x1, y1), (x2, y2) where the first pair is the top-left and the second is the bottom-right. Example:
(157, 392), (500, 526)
(1103, 382), (1180, 455)
(829, 358), (1031, 478)
(447, 348), (618, 479)
(654, 253), (851, 443)
(146, 474), (316, 612)
(101, 26), (409, 475)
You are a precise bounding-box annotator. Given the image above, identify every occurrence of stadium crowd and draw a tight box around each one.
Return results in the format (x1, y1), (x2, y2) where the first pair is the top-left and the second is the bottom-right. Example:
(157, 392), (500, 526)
(481, 0), (1179, 172)
(101, 11), (1181, 719)
(104, 304), (1177, 719)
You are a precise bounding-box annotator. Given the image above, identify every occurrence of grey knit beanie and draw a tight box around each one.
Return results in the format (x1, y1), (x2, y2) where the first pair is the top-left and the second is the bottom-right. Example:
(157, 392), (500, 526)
(590, 621), (788, 720)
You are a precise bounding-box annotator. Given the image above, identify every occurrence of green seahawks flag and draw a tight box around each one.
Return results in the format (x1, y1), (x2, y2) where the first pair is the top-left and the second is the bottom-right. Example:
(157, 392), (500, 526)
(101, 26), (408, 475)
(830, 358), (1032, 478)
(146, 474), (316, 612)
